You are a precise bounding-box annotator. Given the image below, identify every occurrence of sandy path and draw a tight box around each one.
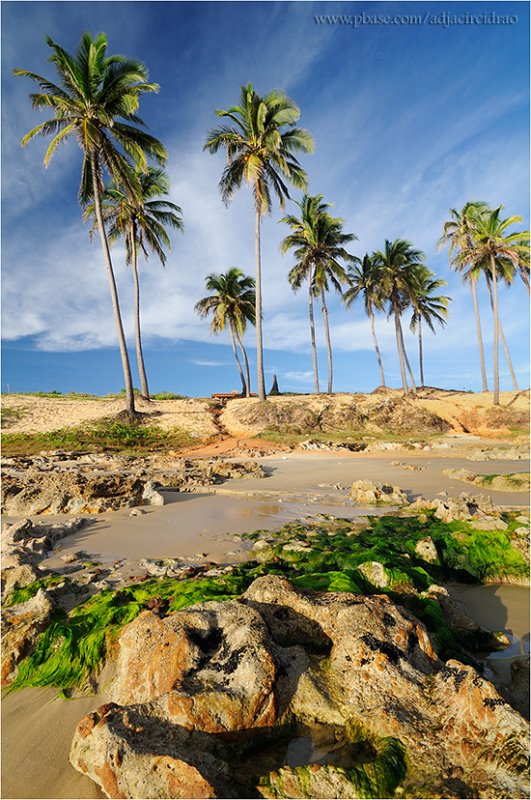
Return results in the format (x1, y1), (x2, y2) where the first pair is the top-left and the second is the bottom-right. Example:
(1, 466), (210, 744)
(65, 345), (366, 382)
(1, 688), (105, 799)
(1, 394), (218, 436)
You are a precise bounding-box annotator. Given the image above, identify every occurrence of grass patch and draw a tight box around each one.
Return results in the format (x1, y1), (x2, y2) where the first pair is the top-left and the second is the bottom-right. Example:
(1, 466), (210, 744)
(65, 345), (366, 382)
(1, 418), (195, 456)
(9, 511), (528, 694)
(1, 407), (24, 429)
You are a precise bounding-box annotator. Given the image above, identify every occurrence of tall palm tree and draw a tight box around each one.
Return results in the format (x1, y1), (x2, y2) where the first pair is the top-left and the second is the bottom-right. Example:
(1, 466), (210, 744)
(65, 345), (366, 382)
(204, 84), (314, 400)
(15, 33), (165, 417)
(457, 206), (530, 404)
(439, 202), (491, 392)
(86, 167), (183, 400)
(373, 240), (424, 394)
(409, 269), (450, 388)
(343, 254), (386, 387)
(195, 268), (256, 396)
(281, 195), (332, 394)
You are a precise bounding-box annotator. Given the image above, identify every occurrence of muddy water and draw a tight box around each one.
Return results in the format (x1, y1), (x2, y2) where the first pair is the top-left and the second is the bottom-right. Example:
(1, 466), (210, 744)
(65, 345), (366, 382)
(446, 583), (530, 685)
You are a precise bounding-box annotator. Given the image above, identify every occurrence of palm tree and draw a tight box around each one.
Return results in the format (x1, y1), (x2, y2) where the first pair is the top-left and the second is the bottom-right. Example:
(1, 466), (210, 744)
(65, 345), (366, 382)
(15, 33), (165, 417)
(457, 206), (530, 404)
(439, 202), (491, 392)
(86, 167), (183, 400)
(373, 240), (424, 394)
(204, 84), (314, 400)
(195, 268), (256, 396)
(343, 254), (386, 387)
(281, 195), (331, 394)
(313, 222), (356, 395)
(409, 269), (450, 388)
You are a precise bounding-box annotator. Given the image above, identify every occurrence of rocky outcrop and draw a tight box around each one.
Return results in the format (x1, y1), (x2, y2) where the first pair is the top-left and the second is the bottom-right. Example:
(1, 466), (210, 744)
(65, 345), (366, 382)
(70, 577), (529, 799)
(1, 454), (266, 515)
(350, 479), (408, 505)
(2, 471), (165, 515)
(443, 468), (530, 493)
(408, 491), (504, 525)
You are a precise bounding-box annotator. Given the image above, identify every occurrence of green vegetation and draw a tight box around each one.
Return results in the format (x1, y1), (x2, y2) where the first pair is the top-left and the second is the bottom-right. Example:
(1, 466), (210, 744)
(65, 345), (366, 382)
(260, 734), (406, 799)
(1, 407), (24, 428)
(4, 575), (70, 607)
(9, 511), (528, 694)
(1, 418), (195, 456)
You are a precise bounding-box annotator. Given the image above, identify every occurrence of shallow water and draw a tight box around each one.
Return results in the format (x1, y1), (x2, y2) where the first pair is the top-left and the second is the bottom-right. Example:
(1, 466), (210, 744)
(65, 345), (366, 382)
(446, 582), (530, 685)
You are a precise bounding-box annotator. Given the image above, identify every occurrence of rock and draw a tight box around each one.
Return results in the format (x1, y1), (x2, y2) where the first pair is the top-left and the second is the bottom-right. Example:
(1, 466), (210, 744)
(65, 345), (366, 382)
(71, 577), (529, 799)
(468, 517), (508, 531)
(415, 537), (439, 564)
(1, 472), (165, 515)
(129, 507), (145, 517)
(443, 468), (530, 493)
(408, 492), (501, 525)
(1, 589), (53, 685)
(140, 481), (165, 507)
(2, 517), (34, 544)
(350, 479), (408, 506)
(357, 560), (389, 588)
(508, 656), (530, 719)
(1, 560), (39, 604)
(258, 763), (373, 799)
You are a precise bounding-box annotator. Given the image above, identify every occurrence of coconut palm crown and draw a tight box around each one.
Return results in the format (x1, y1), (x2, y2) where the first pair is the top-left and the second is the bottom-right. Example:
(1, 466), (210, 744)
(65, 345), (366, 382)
(204, 84), (314, 400)
(195, 268), (256, 396)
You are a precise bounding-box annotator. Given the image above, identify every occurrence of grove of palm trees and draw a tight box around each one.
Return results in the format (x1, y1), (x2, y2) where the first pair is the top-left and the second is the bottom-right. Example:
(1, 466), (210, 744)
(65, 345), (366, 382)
(16, 34), (529, 410)
(4, 17), (530, 800)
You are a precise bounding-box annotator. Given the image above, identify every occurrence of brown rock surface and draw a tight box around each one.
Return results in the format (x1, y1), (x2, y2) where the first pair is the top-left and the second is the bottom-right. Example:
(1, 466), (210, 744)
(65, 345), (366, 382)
(1, 589), (53, 685)
(70, 577), (529, 799)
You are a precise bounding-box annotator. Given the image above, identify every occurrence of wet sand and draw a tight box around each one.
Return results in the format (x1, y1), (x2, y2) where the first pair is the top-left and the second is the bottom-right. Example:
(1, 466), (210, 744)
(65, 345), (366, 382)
(1, 688), (105, 799)
(36, 453), (528, 567)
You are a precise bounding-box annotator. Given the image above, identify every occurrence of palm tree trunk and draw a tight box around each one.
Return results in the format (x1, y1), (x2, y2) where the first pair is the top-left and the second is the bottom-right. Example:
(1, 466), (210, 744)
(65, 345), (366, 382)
(131, 227), (150, 400)
(235, 329), (251, 397)
(309, 273), (320, 393)
(393, 307), (409, 393)
(90, 152), (135, 417)
(485, 277), (519, 391)
(418, 318), (425, 388)
(369, 309), (385, 387)
(321, 288), (333, 394)
(229, 323), (246, 395)
(490, 255), (500, 405)
(255, 206), (266, 401)
(470, 280), (488, 391)
(398, 317), (416, 393)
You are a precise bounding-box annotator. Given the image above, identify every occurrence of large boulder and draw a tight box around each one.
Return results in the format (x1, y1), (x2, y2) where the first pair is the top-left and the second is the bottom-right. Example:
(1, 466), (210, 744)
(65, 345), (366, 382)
(70, 577), (529, 799)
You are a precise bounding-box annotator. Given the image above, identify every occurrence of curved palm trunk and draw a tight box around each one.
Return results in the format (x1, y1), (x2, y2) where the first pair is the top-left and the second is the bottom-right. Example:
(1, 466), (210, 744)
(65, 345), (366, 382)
(485, 277), (519, 391)
(90, 152), (135, 416)
(393, 307), (409, 393)
(418, 318), (425, 388)
(321, 288), (333, 394)
(309, 273), (320, 394)
(369, 309), (385, 387)
(470, 280), (489, 392)
(255, 206), (266, 401)
(130, 227), (150, 400)
(235, 329), (251, 397)
(398, 317), (416, 393)
(490, 255), (500, 405)
(229, 323), (246, 395)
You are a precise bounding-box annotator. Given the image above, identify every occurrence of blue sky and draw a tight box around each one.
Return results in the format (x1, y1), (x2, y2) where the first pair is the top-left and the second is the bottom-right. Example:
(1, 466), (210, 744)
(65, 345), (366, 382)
(1, 1), (529, 396)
